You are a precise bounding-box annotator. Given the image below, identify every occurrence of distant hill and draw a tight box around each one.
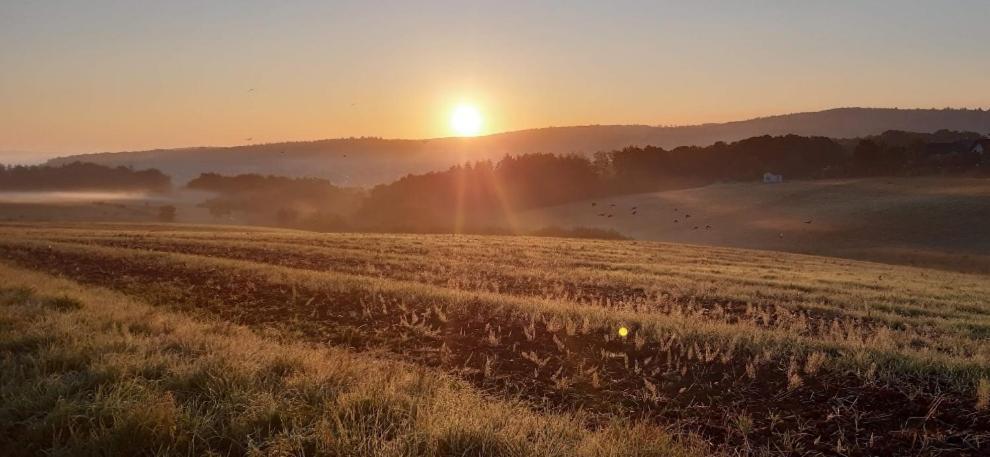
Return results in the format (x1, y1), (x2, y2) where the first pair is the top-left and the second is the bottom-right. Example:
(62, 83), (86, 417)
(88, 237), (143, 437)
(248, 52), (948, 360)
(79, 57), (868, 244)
(47, 108), (990, 186)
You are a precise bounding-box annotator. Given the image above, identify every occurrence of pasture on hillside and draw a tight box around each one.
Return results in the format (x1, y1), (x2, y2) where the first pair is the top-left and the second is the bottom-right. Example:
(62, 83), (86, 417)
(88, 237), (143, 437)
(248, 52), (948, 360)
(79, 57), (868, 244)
(1, 223), (989, 455)
(517, 177), (990, 274)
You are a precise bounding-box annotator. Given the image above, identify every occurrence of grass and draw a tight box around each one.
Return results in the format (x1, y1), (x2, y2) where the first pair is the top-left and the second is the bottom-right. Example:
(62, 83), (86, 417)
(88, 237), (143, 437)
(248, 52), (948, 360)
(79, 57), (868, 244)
(516, 177), (990, 274)
(0, 263), (700, 457)
(2, 223), (990, 455)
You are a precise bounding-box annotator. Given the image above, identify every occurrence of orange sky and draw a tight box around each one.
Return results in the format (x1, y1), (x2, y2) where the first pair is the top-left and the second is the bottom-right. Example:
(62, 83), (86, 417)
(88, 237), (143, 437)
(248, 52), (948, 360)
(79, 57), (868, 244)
(2, 1), (989, 158)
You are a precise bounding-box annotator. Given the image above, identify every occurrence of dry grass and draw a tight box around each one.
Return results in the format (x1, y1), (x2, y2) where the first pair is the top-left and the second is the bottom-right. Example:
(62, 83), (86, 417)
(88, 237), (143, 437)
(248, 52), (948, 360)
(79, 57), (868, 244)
(0, 263), (700, 457)
(2, 223), (990, 455)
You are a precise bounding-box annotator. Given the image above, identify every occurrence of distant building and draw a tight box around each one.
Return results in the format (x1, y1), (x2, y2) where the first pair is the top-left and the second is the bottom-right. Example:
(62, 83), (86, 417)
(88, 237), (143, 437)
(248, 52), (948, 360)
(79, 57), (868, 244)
(918, 139), (990, 167)
(971, 139), (990, 156)
(763, 172), (784, 184)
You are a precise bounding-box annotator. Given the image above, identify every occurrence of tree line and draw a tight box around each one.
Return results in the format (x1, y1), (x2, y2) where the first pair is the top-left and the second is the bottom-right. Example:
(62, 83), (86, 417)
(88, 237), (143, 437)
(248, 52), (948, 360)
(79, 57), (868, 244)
(354, 136), (843, 230)
(355, 131), (987, 230)
(844, 130), (987, 175)
(0, 162), (171, 192)
(185, 131), (990, 231)
(187, 173), (364, 231)
(6, 131), (987, 233)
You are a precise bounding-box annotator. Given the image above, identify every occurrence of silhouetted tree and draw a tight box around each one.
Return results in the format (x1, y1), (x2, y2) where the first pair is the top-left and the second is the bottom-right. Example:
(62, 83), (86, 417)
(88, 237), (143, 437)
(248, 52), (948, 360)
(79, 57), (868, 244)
(188, 173), (363, 231)
(0, 162), (171, 192)
(355, 154), (603, 230)
(603, 135), (846, 189)
(854, 140), (885, 174)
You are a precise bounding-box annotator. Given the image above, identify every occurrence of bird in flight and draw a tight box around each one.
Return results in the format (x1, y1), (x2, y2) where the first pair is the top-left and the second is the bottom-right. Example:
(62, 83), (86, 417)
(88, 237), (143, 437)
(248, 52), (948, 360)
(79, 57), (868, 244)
(803, 219), (813, 224)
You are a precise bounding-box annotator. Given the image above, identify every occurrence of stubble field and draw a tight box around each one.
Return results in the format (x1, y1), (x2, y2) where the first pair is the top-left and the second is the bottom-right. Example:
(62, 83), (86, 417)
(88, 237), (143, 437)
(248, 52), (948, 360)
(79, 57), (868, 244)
(1, 223), (989, 456)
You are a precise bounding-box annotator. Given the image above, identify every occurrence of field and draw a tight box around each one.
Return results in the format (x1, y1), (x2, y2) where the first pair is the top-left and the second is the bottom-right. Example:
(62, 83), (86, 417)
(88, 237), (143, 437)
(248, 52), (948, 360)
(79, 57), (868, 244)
(2, 223), (990, 455)
(0, 261), (692, 456)
(0, 191), (227, 225)
(517, 177), (990, 274)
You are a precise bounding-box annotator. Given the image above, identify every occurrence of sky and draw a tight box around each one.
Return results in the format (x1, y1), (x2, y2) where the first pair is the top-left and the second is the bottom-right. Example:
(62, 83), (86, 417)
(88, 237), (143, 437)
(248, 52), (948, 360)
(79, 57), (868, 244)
(2, 0), (989, 160)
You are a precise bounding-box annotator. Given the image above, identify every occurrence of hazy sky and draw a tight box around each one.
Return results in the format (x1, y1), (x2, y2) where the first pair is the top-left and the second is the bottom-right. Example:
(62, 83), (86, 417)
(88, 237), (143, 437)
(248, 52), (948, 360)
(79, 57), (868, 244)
(2, 0), (989, 158)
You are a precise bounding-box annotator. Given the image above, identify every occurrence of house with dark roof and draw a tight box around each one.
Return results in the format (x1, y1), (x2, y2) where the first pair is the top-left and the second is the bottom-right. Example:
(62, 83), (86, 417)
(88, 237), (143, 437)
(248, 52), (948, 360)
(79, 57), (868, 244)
(971, 139), (990, 155)
(921, 139), (988, 167)
(762, 172), (783, 183)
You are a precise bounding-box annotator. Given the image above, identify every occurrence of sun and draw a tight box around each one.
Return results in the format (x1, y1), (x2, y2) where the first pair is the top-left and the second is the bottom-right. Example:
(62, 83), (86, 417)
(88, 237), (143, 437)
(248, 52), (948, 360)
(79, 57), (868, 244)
(450, 104), (483, 137)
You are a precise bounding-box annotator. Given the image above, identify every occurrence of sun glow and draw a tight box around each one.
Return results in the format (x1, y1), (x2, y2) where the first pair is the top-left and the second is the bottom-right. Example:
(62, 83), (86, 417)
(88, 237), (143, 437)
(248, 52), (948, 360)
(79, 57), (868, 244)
(450, 104), (483, 137)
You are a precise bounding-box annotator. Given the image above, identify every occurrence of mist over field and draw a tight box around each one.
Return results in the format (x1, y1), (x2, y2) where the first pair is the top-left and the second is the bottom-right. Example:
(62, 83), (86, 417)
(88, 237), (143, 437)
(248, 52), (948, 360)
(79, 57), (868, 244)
(0, 191), (154, 204)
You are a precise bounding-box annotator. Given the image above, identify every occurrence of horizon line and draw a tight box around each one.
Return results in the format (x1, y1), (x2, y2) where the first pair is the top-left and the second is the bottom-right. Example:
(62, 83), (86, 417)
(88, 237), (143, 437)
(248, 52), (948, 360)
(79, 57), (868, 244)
(18, 105), (990, 160)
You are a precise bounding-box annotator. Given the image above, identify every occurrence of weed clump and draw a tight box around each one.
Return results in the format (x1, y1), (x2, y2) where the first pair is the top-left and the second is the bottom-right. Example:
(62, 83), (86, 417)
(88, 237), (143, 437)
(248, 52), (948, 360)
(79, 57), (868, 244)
(44, 296), (83, 311)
